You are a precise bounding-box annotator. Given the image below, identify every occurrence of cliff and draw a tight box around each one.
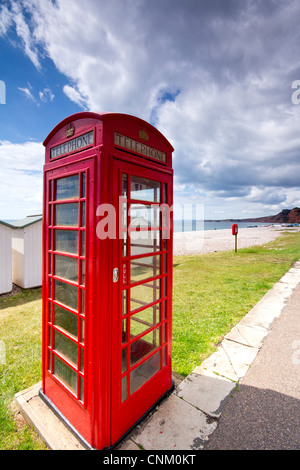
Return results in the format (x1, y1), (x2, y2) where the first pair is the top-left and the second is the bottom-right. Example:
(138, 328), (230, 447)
(223, 208), (300, 224)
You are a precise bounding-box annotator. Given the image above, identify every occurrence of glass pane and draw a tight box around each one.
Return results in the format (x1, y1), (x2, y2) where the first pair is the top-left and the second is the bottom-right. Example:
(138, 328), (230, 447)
(122, 231), (127, 257)
(122, 376), (127, 402)
(54, 329), (78, 365)
(55, 279), (78, 311)
(130, 279), (161, 311)
(49, 229), (52, 250)
(54, 355), (77, 393)
(54, 304), (78, 337)
(56, 175), (79, 200)
(122, 290), (127, 315)
(80, 318), (85, 342)
(162, 277), (167, 297)
(122, 318), (128, 344)
(55, 203), (78, 226)
(130, 230), (160, 256)
(130, 304), (160, 338)
(130, 176), (160, 202)
(80, 260), (85, 285)
(79, 376), (84, 401)
(55, 230), (78, 254)
(81, 231), (85, 256)
(81, 173), (86, 198)
(130, 204), (160, 228)
(81, 202), (85, 227)
(163, 323), (167, 343)
(80, 289), (85, 314)
(130, 350), (160, 395)
(55, 255), (78, 282)
(131, 255), (160, 283)
(163, 253), (167, 274)
(49, 180), (53, 201)
(48, 277), (52, 299)
(80, 347), (84, 372)
(122, 173), (128, 197)
(130, 327), (160, 366)
(48, 325), (52, 347)
(163, 183), (167, 203)
(122, 202), (127, 228)
(122, 347), (127, 373)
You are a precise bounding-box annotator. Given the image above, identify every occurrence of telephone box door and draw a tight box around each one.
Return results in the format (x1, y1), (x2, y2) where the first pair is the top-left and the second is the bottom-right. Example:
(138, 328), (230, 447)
(110, 159), (173, 445)
(42, 157), (95, 444)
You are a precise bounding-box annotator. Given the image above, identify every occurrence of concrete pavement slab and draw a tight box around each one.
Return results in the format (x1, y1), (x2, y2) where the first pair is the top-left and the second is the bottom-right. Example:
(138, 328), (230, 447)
(221, 339), (259, 379)
(176, 369), (237, 417)
(224, 323), (268, 348)
(125, 394), (218, 450)
(193, 347), (239, 382)
(14, 382), (85, 450)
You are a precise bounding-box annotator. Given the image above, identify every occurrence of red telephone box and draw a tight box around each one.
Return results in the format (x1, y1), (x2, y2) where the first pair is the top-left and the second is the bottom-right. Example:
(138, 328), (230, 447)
(41, 112), (174, 449)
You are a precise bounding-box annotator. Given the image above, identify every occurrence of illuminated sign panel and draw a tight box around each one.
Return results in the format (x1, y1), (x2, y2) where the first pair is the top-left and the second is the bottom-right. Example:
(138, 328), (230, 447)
(50, 131), (94, 159)
(115, 132), (166, 163)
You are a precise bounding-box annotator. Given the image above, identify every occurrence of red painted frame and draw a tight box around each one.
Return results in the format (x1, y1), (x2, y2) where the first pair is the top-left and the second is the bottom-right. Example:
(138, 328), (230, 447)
(42, 112), (174, 449)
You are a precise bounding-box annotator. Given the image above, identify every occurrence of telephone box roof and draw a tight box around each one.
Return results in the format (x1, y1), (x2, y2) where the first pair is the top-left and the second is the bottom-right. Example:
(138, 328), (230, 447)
(43, 111), (174, 151)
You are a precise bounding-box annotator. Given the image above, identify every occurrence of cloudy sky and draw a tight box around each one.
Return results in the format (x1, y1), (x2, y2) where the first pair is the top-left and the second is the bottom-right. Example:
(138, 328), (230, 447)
(0, 0), (300, 220)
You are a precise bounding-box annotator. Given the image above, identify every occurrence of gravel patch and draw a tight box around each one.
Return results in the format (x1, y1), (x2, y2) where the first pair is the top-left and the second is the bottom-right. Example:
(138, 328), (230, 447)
(173, 226), (299, 256)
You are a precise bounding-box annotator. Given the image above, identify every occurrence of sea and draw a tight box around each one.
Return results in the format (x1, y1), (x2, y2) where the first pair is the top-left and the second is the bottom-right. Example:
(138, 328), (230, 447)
(2, 218), (269, 233)
(173, 220), (269, 233)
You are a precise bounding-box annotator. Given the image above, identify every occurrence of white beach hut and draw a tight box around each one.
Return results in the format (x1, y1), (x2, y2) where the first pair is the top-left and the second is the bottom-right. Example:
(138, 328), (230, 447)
(11, 215), (42, 289)
(0, 220), (13, 294)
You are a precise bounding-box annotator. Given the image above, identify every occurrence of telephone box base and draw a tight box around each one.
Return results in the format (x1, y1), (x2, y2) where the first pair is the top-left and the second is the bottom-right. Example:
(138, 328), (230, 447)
(39, 381), (175, 450)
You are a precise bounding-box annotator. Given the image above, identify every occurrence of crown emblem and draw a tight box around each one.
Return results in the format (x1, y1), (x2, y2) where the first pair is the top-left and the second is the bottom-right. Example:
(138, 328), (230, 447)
(65, 123), (75, 138)
(139, 128), (149, 141)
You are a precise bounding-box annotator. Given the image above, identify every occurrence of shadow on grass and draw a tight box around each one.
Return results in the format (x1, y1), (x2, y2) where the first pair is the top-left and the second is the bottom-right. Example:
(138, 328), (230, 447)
(0, 286), (42, 311)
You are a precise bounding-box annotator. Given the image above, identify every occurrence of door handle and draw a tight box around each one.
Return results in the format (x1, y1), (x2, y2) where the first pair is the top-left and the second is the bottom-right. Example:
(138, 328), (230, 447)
(113, 268), (119, 283)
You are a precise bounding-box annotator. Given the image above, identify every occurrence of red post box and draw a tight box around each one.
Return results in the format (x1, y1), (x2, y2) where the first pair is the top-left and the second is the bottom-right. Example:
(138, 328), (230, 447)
(41, 112), (174, 449)
(232, 223), (238, 252)
(232, 223), (238, 235)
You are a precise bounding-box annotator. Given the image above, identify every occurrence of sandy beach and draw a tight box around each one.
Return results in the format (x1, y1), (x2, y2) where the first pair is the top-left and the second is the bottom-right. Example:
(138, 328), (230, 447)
(173, 225), (299, 256)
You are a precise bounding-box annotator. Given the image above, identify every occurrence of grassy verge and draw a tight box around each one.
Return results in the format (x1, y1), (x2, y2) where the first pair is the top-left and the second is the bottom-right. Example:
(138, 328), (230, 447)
(0, 230), (299, 449)
(0, 288), (47, 450)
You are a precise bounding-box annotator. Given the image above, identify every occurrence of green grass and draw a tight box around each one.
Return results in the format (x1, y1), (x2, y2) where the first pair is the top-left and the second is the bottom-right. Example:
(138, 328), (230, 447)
(0, 230), (299, 449)
(172, 230), (300, 375)
(0, 288), (47, 450)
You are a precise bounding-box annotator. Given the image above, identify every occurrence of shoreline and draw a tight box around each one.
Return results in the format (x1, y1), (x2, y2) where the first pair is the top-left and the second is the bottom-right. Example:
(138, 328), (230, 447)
(173, 225), (300, 256)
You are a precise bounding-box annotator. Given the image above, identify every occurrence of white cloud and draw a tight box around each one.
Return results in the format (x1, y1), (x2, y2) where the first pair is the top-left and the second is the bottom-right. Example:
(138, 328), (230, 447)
(0, 140), (43, 219)
(1, 0), (300, 218)
(18, 85), (35, 101)
(10, 1), (42, 70)
(63, 85), (87, 108)
(0, 4), (13, 36)
(39, 87), (54, 103)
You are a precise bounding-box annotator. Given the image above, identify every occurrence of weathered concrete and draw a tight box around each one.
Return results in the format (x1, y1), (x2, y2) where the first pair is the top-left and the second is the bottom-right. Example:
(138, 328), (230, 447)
(14, 382), (85, 450)
(128, 394), (218, 450)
